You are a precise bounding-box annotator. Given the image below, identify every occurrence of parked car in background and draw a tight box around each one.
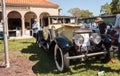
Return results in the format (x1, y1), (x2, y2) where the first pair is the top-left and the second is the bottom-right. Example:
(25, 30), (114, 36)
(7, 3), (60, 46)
(0, 23), (3, 40)
(107, 26), (118, 46)
(0, 32), (3, 40)
(37, 16), (114, 72)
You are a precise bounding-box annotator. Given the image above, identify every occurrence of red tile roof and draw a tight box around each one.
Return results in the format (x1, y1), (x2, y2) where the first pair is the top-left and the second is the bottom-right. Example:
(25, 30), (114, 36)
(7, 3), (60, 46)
(4, 0), (59, 8)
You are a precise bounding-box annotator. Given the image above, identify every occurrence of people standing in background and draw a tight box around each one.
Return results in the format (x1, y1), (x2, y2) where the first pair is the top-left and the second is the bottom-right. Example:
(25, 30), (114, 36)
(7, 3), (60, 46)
(95, 17), (107, 34)
(95, 17), (115, 63)
(113, 14), (120, 59)
(32, 18), (42, 43)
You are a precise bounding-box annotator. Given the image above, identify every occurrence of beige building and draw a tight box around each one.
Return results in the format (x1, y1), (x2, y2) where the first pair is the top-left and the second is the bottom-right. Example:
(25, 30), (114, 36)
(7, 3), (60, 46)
(0, 0), (59, 39)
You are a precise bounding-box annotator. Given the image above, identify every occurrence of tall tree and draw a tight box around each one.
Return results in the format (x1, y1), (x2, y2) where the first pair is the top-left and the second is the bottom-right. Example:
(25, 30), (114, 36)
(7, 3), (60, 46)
(68, 8), (93, 18)
(100, 3), (112, 15)
(111, 0), (120, 14)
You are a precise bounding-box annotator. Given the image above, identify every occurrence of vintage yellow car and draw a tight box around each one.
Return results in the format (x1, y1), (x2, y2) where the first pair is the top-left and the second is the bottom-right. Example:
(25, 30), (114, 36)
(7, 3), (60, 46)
(37, 16), (113, 72)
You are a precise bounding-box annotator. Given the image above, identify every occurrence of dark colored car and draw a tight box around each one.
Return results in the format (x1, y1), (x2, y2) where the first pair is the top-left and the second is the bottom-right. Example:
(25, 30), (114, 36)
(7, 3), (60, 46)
(107, 28), (118, 46)
(0, 32), (4, 40)
(37, 16), (114, 72)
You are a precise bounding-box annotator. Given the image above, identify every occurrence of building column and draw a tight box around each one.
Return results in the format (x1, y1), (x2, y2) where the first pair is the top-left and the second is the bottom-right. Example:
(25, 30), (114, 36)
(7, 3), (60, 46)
(21, 17), (25, 36)
(37, 15), (39, 23)
(37, 15), (41, 27)
(40, 18), (43, 27)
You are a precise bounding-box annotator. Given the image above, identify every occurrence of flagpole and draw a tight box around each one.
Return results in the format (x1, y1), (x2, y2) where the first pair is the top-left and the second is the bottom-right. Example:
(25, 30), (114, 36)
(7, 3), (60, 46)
(1, 0), (10, 68)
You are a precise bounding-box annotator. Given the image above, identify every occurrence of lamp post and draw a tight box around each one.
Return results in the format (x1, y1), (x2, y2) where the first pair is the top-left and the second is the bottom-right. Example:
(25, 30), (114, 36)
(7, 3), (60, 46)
(1, 0), (10, 68)
(58, 8), (62, 16)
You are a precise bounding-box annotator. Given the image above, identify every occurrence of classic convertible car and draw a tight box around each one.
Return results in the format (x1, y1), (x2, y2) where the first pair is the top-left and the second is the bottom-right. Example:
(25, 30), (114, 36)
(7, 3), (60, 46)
(37, 16), (113, 72)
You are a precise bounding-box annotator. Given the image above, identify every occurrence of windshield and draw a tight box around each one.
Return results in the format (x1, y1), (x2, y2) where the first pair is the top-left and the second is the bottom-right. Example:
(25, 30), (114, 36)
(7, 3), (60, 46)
(42, 16), (77, 26)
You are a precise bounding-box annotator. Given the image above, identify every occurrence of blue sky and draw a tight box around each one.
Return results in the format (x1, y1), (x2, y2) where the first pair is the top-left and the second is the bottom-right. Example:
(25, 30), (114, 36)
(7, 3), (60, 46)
(49, 0), (112, 16)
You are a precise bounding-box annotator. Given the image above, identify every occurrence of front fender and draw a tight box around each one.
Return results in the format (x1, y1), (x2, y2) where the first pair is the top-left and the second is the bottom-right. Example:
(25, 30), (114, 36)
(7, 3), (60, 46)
(54, 36), (72, 51)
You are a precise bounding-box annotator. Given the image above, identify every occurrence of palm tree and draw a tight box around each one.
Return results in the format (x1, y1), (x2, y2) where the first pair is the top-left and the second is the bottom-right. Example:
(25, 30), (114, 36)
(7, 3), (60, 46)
(111, 0), (120, 14)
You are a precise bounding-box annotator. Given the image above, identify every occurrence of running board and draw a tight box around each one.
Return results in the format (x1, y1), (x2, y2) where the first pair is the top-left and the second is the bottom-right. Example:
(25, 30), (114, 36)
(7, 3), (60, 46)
(66, 51), (107, 60)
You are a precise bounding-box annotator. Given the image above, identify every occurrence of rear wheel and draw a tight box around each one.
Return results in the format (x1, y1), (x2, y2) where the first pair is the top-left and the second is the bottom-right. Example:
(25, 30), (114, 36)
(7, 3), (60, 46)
(54, 44), (69, 72)
(37, 31), (44, 48)
(38, 40), (42, 48)
(37, 30), (50, 49)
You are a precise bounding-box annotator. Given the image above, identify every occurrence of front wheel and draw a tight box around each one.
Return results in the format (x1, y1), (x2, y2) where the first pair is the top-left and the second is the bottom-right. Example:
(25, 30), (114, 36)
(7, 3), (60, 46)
(54, 44), (69, 72)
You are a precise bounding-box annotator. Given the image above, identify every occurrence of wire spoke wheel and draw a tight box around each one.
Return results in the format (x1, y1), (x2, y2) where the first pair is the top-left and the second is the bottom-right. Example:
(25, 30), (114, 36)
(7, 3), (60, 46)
(54, 44), (69, 72)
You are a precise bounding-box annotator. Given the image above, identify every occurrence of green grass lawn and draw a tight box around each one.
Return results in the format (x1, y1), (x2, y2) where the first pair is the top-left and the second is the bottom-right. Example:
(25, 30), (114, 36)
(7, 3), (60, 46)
(0, 38), (120, 76)
(0, 38), (34, 52)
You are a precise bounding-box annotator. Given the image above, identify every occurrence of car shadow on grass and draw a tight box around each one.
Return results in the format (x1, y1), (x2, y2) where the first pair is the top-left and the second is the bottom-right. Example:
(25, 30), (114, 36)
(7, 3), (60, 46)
(21, 43), (60, 74)
(21, 43), (120, 75)
(69, 58), (120, 75)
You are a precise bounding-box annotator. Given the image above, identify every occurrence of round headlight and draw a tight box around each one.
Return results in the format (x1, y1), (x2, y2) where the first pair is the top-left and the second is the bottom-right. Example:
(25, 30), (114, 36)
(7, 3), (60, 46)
(90, 33), (101, 44)
(73, 34), (84, 46)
